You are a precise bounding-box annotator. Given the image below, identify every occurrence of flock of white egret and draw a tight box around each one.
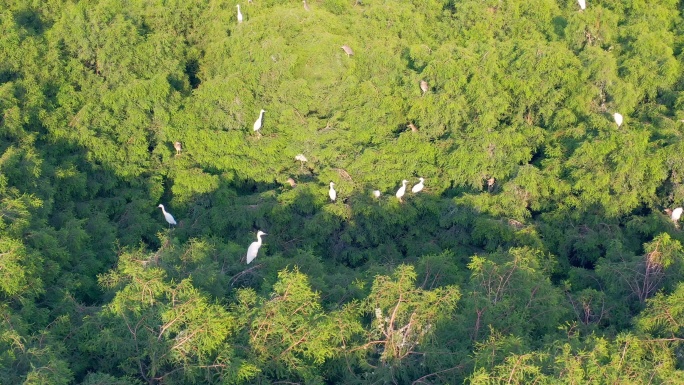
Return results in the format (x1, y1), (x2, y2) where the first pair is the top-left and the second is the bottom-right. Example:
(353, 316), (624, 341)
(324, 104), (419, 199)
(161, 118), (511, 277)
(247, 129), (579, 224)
(326, 178), (424, 203)
(156, 0), (658, 265)
(157, 175), (428, 264)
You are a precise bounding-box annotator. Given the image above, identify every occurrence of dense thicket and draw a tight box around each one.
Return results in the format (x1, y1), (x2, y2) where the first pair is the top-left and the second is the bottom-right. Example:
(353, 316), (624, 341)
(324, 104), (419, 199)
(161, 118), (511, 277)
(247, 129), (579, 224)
(2, 0), (684, 383)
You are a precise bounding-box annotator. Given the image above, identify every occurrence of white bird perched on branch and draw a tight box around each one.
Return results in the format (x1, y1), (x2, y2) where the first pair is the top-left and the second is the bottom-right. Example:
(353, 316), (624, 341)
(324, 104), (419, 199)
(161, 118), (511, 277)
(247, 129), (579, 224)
(246, 230), (266, 264)
(236, 4), (243, 23)
(253, 109), (265, 136)
(158, 204), (176, 227)
(411, 177), (424, 193)
(666, 207), (683, 225)
(577, 0), (586, 10)
(373, 190), (381, 198)
(295, 154), (307, 168)
(396, 180), (408, 202)
(329, 182), (337, 202)
(613, 112), (623, 128)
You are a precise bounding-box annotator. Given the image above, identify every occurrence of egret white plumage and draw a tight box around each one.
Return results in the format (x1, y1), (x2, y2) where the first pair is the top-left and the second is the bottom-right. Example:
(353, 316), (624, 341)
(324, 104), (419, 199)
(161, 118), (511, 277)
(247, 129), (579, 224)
(329, 182), (337, 202)
(295, 154), (307, 168)
(246, 230), (266, 264)
(158, 204), (176, 227)
(396, 180), (408, 202)
(174, 141), (182, 155)
(577, 0), (586, 10)
(671, 207), (683, 222)
(613, 112), (623, 127)
(253, 109), (265, 136)
(287, 177), (297, 187)
(341, 45), (354, 57)
(236, 4), (243, 23)
(420, 80), (429, 95)
(303, 0), (310, 11)
(373, 190), (381, 198)
(411, 177), (424, 193)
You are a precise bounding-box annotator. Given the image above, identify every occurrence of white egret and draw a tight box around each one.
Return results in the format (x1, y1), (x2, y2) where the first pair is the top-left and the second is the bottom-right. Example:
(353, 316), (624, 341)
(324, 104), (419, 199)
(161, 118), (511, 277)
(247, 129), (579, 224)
(246, 230), (266, 264)
(158, 204), (177, 227)
(613, 112), (623, 127)
(420, 80), (429, 95)
(396, 180), (408, 202)
(236, 4), (243, 23)
(287, 177), (297, 187)
(174, 141), (182, 155)
(329, 182), (337, 202)
(577, 0), (586, 10)
(295, 154), (307, 168)
(303, 0), (310, 11)
(373, 190), (381, 198)
(341, 45), (354, 57)
(411, 177), (425, 193)
(670, 207), (683, 223)
(253, 109), (265, 136)
(408, 123), (418, 132)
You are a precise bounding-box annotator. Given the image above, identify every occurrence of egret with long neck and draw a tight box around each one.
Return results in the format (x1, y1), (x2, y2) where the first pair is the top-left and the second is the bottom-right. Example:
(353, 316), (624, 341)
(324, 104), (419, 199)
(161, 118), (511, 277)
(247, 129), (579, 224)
(253, 109), (265, 136)
(246, 231), (266, 264)
(396, 180), (408, 202)
(158, 204), (177, 228)
(329, 182), (337, 202)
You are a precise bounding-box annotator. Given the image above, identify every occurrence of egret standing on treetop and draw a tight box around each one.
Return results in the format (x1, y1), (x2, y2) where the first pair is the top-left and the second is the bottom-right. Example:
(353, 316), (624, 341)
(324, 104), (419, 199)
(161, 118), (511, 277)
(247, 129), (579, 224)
(246, 230), (266, 264)
(174, 141), (182, 155)
(303, 0), (310, 11)
(577, 0), (586, 10)
(373, 190), (381, 198)
(329, 182), (337, 202)
(295, 154), (307, 169)
(253, 109), (265, 136)
(158, 204), (176, 228)
(236, 4), (243, 23)
(412, 177), (425, 193)
(666, 207), (683, 223)
(396, 180), (408, 202)
(613, 112), (623, 128)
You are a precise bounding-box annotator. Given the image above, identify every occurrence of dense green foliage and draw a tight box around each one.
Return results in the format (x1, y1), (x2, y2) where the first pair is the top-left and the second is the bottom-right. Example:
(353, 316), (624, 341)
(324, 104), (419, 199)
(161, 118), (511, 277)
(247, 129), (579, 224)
(2, 0), (684, 383)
